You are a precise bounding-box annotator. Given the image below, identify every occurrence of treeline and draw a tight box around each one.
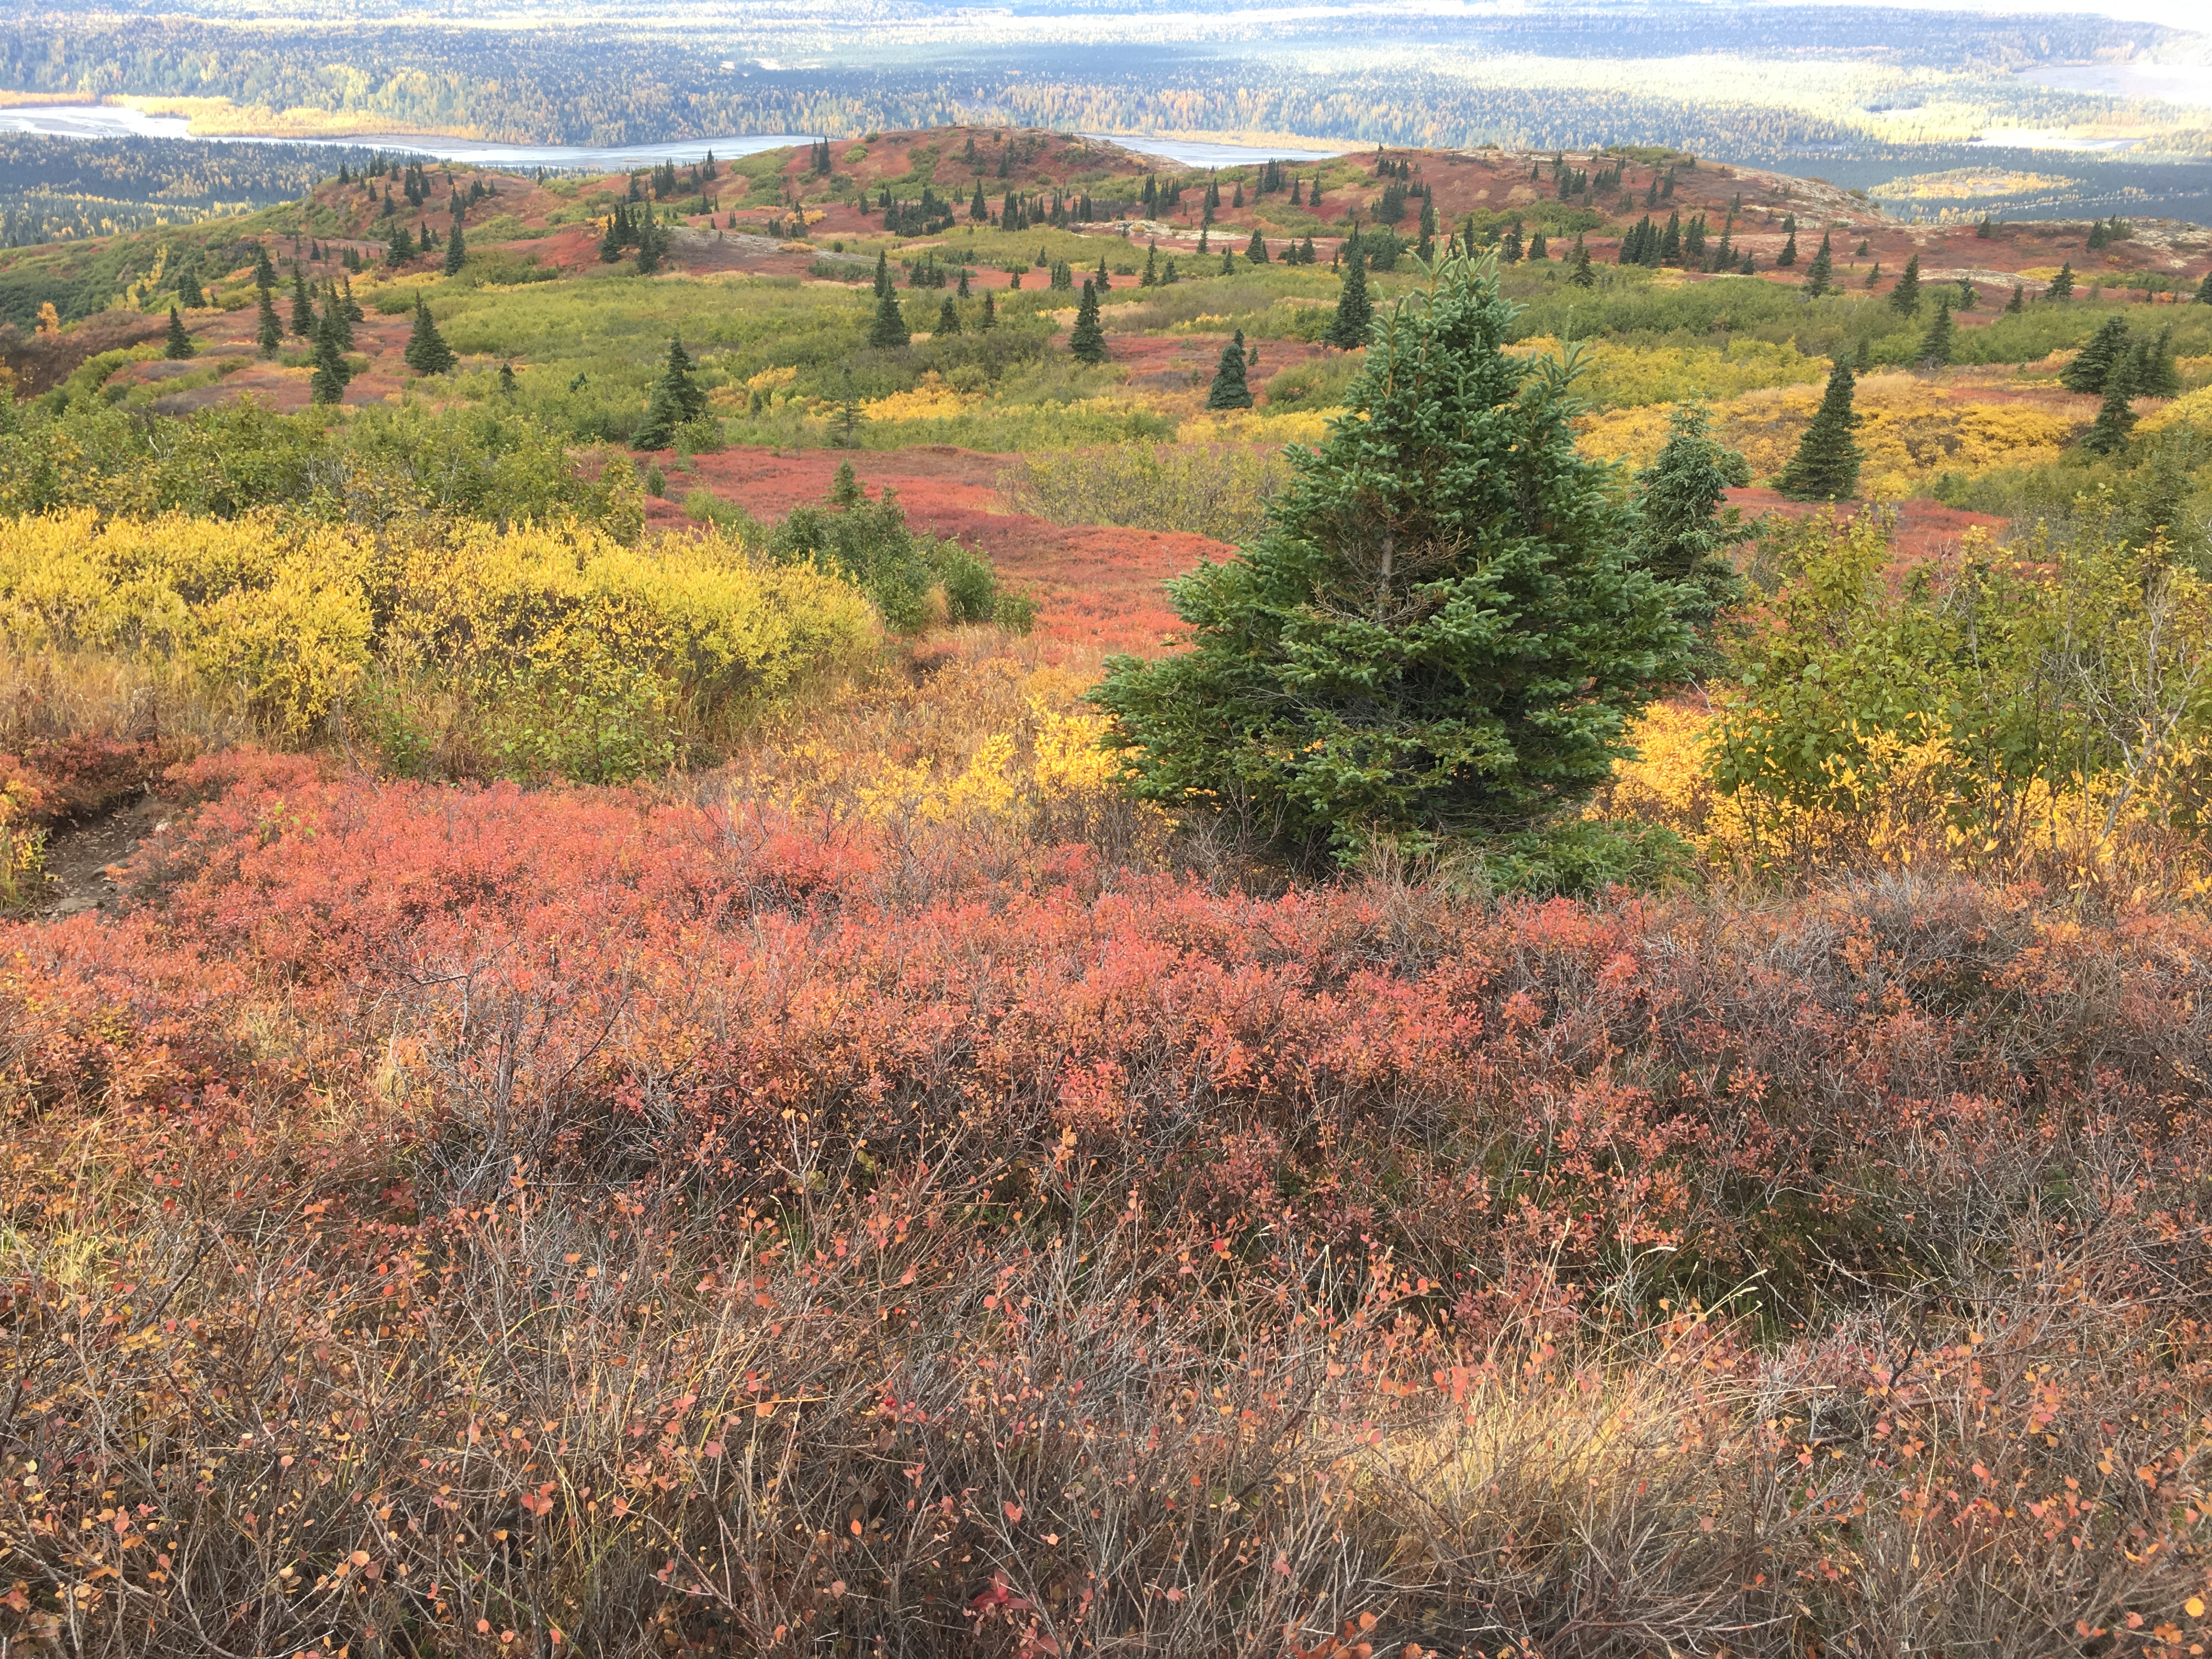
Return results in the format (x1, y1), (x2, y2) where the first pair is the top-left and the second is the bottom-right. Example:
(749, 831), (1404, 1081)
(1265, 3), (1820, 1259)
(0, 15), (2166, 174)
(0, 133), (366, 206)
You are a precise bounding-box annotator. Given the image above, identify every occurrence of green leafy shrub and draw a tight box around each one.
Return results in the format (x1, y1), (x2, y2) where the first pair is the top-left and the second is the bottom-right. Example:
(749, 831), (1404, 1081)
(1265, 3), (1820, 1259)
(1000, 442), (1291, 545)
(768, 464), (1014, 633)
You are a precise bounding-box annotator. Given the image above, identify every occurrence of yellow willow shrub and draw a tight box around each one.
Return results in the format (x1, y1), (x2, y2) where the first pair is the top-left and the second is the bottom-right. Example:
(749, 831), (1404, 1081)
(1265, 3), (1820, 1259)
(1513, 335), (1826, 408)
(853, 702), (1130, 827)
(726, 655), (1144, 839)
(0, 510), (874, 744)
(2139, 382), (2212, 435)
(1600, 705), (2186, 884)
(1577, 377), (2083, 493)
(1175, 408), (1341, 447)
(1635, 518), (2212, 895)
(860, 371), (978, 423)
(1001, 441), (1296, 544)
(383, 523), (874, 715)
(0, 509), (373, 735)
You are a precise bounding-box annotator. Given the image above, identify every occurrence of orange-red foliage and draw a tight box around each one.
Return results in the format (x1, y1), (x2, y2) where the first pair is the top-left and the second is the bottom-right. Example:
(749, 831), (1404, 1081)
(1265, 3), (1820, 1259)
(3, 752), (2208, 1654)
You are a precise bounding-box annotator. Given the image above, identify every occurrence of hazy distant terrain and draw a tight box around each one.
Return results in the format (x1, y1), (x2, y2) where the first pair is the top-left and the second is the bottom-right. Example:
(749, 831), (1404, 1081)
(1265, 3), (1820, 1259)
(4, 1), (2212, 219)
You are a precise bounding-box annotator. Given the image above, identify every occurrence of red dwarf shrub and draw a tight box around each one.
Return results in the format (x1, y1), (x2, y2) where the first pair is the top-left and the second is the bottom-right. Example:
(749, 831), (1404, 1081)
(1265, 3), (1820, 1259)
(1, 756), (2206, 1655)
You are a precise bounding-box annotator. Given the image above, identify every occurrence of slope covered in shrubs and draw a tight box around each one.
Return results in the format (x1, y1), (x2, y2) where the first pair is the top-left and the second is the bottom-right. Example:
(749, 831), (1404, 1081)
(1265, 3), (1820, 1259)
(0, 747), (2205, 1654)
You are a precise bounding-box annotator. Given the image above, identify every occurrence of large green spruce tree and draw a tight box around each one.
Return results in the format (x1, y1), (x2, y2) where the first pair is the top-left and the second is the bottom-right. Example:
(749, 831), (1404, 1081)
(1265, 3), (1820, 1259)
(1325, 249), (1372, 347)
(1776, 359), (1863, 500)
(1092, 251), (1688, 862)
(1068, 279), (1107, 364)
(403, 294), (456, 375)
(1205, 330), (1254, 409)
(632, 335), (708, 450)
(1628, 403), (1749, 641)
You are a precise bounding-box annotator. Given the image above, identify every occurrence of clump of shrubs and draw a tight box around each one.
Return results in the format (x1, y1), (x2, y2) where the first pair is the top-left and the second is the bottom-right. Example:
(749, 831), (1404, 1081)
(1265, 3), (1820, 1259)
(770, 461), (1031, 634)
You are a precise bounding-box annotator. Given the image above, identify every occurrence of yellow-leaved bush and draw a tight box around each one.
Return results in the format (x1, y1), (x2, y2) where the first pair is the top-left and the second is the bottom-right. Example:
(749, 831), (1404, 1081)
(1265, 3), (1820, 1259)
(0, 509), (874, 755)
(721, 656), (1154, 850)
(1578, 374), (2083, 496)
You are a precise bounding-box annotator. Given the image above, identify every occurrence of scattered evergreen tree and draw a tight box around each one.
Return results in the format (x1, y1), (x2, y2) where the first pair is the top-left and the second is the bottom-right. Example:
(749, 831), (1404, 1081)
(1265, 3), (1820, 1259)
(1326, 248), (1372, 347)
(1776, 359), (1863, 500)
(2083, 348), (2140, 455)
(1528, 229), (1548, 260)
(1090, 249), (1689, 863)
(1954, 276), (1977, 310)
(1920, 296), (1954, 368)
(1889, 252), (1921, 314)
(633, 336), (706, 450)
(1628, 402), (1750, 647)
(1801, 231), (1833, 298)
(308, 311), (351, 406)
(2138, 325), (2182, 399)
(444, 215), (467, 276)
(2007, 283), (2025, 313)
(2197, 270), (2212, 304)
(1246, 227), (1269, 263)
(980, 291), (996, 331)
(403, 294), (456, 375)
(255, 284), (282, 357)
(320, 283), (353, 351)
(1206, 328), (1254, 409)
(498, 362), (518, 394)
(387, 222), (414, 264)
(253, 244), (276, 290)
(1069, 279), (1107, 364)
(1777, 217), (1797, 267)
(936, 295), (962, 336)
(2061, 314), (2131, 394)
(868, 287), (909, 349)
(174, 258), (204, 309)
(162, 305), (194, 360)
(2048, 262), (2075, 300)
(1568, 235), (1595, 289)
(290, 267), (314, 336)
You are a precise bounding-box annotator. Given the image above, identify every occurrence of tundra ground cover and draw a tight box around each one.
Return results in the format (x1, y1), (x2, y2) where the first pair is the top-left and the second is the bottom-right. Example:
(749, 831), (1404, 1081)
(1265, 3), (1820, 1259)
(5, 132), (2212, 1658)
(3, 741), (2210, 1655)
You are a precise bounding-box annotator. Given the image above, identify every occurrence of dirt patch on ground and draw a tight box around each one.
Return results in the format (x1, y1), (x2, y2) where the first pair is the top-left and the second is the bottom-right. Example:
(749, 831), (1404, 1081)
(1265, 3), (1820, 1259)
(36, 792), (173, 920)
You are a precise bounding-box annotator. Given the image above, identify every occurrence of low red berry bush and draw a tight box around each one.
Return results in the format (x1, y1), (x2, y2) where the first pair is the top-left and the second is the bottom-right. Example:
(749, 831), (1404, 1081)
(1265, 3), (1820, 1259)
(1, 752), (2207, 1654)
